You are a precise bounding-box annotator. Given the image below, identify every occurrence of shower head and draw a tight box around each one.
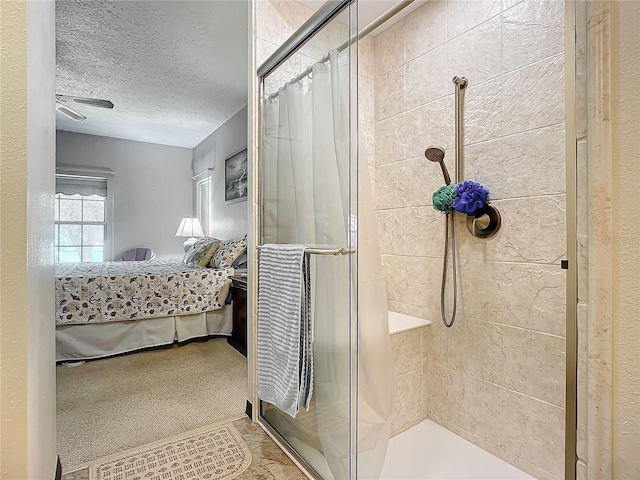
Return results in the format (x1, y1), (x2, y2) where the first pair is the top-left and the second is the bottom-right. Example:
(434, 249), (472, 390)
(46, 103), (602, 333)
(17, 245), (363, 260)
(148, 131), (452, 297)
(424, 146), (451, 185)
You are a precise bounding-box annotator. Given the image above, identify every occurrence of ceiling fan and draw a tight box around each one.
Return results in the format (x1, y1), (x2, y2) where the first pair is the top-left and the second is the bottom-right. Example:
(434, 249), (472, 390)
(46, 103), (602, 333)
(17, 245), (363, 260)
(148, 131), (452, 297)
(55, 94), (114, 122)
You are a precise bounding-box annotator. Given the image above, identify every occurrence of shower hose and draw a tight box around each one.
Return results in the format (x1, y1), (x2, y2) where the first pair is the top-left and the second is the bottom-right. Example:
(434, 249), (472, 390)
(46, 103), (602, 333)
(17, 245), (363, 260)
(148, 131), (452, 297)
(441, 212), (457, 328)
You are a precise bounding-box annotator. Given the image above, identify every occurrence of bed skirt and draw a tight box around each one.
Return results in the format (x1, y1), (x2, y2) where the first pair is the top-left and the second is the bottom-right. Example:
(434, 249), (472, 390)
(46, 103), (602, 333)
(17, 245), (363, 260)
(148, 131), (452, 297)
(56, 305), (233, 362)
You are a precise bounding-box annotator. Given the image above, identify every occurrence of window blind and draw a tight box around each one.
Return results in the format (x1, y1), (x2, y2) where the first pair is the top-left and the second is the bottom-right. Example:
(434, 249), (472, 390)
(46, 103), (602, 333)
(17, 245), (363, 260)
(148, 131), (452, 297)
(55, 175), (107, 197)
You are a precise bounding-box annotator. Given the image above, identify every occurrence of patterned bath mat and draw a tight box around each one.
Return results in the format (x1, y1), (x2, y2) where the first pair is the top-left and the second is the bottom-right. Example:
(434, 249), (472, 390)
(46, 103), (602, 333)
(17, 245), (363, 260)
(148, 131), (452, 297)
(89, 424), (252, 480)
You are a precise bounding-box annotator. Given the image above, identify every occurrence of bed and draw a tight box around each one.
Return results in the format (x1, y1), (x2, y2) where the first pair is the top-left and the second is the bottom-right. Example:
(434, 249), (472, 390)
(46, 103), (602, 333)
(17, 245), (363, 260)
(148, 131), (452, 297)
(55, 259), (234, 361)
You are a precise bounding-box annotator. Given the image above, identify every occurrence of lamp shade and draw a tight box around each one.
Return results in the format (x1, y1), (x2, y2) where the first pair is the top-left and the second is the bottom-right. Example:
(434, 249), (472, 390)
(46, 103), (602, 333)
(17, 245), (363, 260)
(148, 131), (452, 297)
(175, 217), (204, 238)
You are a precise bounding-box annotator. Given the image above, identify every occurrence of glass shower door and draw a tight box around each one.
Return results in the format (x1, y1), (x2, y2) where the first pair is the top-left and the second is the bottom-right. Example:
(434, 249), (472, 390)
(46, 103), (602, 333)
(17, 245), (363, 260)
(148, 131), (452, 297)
(257, 3), (359, 479)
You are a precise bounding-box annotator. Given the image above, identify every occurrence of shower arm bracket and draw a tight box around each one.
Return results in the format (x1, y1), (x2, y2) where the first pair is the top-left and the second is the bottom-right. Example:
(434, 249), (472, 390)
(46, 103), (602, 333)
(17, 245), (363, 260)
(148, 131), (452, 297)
(465, 203), (501, 238)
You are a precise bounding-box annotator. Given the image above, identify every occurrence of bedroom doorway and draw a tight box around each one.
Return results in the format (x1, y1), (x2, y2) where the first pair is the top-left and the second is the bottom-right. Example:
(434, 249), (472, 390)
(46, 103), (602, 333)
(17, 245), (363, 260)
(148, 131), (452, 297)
(54, 0), (250, 473)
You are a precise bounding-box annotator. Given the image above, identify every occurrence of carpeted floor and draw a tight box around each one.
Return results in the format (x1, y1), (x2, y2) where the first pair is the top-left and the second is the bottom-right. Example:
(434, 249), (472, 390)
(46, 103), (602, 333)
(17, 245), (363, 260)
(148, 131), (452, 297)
(56, 339), (248, 470)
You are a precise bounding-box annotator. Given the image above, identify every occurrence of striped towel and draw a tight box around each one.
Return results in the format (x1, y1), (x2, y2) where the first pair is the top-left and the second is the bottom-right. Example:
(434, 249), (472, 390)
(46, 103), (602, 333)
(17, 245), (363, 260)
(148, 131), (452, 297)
(257, 244), (313, 418)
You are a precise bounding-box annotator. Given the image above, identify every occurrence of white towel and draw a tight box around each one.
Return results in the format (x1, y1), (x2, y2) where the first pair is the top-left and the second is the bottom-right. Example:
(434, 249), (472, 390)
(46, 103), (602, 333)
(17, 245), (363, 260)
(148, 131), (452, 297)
(257, 244), (313, 418)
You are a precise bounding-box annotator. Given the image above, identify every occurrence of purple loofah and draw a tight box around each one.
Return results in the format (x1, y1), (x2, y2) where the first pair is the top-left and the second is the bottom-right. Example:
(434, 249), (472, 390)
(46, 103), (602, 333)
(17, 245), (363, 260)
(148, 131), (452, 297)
(453, 181), (489, 216)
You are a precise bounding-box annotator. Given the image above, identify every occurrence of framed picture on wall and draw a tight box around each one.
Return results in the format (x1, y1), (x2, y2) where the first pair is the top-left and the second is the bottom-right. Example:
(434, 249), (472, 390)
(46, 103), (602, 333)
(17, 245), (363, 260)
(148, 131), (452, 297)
(224, 148), (248, 203)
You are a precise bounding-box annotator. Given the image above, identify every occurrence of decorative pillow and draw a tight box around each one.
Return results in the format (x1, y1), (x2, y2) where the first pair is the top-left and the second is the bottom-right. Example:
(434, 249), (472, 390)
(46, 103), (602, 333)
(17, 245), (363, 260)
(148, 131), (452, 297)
(232, 253), (248, 268)
(181, 237), (219, 266)
(211, 234), (247, 269)
(188, 241), (220, 268)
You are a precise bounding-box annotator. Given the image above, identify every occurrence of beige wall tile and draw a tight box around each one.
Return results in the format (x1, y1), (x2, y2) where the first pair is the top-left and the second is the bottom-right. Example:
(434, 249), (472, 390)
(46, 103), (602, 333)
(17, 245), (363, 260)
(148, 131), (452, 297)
(447, 370), (507, 448)
(465, 125), (565, 201)
(405, 1), (447, 62)
(377, 209), (406, 256)
(502, 0), (525, 9)
(406, 257), (442, 309)
(374, 114), (406, 165)
(447, 0), (501, 40)
(425, 312), (448, 363)
(374, 19), (405, 78)
(456, 259), (503, 321)
(454, 213), (491, 261)
(502, 54), (565, 136)
(502, 0), (565, 73)
(501, 388), (565, 477)
(488, 196), (566, 264)
(375, 162), (406, 210)
(256, 38), (278, 66)
(500, 325), (566, 407)
(500, 124), (566, 196)
(500, 262), (566, 336)
(406, 96), (454, 158)
(448, 318), (505, 384)
(361, 120), (375, 170)
(375, 67), (405, 120)
(405, 45), (448, 110)
(403, 206), (446, 258)
(462, 76), (503, 145)
(405, 156), (451, 208)
(392, 369), (424, 433)
(458, 138), (503, 194)
(381, 254), (406, 304)
(447, 16), (502, 88)
(391, 329), (424, 376)
(256, 0), (312, 46)
(446, 372), (565, 478)
(358, 35), (375, 80)
(358, 76), (375, 123)
(425, 361), (448, 420)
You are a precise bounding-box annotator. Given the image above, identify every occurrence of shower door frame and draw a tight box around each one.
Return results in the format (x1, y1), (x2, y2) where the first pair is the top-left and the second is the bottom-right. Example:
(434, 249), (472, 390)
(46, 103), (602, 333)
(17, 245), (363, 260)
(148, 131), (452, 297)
(565, 3), (580, 480)
(249, 1), (582, 479)
(253, 1), (358, 479)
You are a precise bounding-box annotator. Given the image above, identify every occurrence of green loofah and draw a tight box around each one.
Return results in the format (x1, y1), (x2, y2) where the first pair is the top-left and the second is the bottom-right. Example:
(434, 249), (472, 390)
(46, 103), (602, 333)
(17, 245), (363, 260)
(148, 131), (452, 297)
(433, 184), (458, 213)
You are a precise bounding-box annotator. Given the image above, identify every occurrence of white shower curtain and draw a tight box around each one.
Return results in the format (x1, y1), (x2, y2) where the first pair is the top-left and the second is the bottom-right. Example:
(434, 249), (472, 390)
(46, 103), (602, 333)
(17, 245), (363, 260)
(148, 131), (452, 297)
(262, 50), (394, 479)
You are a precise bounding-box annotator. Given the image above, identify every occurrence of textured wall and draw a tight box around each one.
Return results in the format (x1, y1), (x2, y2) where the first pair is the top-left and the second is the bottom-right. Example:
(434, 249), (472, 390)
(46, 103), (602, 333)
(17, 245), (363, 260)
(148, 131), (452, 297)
(192, 106), (248, 240)
(612, 1), (640, 477)
(370, 1), (567, 478)
(0, 1), (57, 477)
(56, 131), (193, 260)
(0, 3), (30, 476)
(26, 1), (58, 477)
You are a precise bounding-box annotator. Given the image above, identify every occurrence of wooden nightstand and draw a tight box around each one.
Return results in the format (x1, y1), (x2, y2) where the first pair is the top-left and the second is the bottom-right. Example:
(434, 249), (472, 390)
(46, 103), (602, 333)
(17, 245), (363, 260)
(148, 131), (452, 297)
(228, 275), (247, 357)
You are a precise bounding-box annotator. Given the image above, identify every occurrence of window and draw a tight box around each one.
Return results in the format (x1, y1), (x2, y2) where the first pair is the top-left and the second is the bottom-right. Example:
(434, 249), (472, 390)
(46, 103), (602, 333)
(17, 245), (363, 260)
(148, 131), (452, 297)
(55, 176), (108, 263)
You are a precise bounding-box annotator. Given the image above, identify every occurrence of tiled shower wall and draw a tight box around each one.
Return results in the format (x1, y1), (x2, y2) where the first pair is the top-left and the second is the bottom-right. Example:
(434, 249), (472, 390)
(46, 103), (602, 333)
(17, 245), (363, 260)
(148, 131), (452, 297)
(370, 1), (567, 478)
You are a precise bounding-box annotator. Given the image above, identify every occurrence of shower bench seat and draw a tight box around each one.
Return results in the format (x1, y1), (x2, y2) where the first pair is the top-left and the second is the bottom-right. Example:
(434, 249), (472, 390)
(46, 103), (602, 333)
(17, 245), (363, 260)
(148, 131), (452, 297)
(388, 311), (431, 437)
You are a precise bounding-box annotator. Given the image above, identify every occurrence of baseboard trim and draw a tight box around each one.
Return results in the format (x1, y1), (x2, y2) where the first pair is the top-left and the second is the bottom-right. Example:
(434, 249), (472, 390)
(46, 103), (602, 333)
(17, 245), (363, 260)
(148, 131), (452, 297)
(245, 400), (253, 420)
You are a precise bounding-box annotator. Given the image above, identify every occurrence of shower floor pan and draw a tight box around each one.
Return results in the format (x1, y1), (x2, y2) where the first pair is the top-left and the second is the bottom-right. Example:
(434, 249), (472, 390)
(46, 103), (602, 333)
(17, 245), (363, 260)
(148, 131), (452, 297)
(381, 420), (534, 479)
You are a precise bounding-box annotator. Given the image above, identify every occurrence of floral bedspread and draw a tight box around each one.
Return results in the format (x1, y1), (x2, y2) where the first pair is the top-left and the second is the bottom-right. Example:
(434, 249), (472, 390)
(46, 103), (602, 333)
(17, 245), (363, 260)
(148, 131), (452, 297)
(55, 259), (233, 325)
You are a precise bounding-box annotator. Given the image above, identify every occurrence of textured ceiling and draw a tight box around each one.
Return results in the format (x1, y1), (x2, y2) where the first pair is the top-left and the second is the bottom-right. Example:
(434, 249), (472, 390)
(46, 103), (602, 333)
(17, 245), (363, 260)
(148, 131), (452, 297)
(56, 0), (248, 148)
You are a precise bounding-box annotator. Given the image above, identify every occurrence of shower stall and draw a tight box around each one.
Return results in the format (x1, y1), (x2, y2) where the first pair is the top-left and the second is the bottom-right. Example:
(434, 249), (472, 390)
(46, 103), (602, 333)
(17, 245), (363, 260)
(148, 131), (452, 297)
(252, 0), (582, 478)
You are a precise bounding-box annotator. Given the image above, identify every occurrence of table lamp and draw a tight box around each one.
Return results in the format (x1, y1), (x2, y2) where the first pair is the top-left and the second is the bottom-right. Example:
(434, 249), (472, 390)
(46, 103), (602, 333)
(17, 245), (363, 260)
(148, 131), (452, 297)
(175, 217), (204, 252)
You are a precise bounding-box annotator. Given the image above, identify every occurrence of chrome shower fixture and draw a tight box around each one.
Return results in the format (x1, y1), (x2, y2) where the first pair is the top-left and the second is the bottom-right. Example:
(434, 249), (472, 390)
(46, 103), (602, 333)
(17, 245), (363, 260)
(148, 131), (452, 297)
(452, 76), (468, 89)
(424, 146), (451, 185)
